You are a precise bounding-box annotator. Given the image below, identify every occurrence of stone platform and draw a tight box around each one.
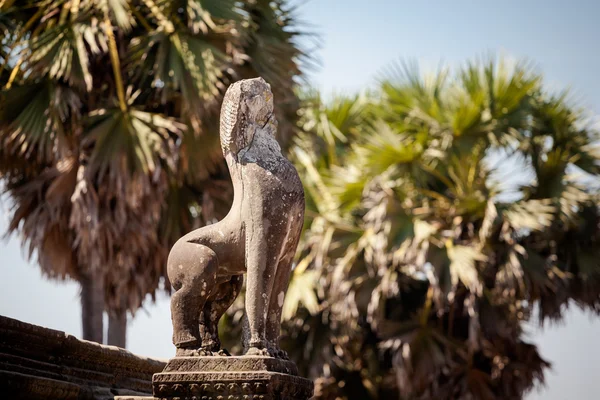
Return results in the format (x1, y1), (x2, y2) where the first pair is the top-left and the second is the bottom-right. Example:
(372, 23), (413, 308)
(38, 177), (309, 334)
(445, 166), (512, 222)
(116, 356), (313, 400)
(0, 315), (164, 399)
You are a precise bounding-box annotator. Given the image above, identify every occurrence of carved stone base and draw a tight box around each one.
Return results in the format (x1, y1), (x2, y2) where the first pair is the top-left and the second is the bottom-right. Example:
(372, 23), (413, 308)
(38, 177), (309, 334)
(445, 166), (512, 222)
(117, 356), (313, 400)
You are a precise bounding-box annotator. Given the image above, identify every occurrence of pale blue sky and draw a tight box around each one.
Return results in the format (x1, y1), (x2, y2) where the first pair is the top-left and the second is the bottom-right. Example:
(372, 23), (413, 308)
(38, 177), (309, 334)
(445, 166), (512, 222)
(2, 1), (600, 399)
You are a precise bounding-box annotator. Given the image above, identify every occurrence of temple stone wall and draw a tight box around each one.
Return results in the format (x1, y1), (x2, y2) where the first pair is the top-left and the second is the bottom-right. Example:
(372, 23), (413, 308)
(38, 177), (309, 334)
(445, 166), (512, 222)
(0, 315), (166, 399)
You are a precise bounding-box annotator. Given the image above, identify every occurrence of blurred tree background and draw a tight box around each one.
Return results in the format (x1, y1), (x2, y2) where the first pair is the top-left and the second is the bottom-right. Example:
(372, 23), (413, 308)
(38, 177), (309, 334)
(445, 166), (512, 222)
(2, 2), (600, 400)
(275, 60), (600, 399)
(0, 0), (306, 347)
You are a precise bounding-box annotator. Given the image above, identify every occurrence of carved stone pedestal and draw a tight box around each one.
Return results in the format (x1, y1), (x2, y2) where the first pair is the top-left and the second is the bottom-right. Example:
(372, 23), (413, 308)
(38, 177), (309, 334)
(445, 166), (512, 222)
(116, 356), (313, 400)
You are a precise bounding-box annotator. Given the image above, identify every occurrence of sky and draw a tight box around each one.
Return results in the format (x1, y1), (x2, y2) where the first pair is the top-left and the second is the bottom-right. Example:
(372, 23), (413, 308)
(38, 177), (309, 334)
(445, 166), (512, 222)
(1, 1), (600, 399)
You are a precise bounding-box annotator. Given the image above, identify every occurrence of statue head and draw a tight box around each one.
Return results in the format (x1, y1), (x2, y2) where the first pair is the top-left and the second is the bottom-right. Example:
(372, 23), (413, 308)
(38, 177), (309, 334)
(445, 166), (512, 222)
(220, 77), (276, 155)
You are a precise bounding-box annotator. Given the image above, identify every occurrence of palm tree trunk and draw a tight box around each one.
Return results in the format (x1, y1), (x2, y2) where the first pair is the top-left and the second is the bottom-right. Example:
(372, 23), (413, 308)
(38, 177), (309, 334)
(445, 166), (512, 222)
(107, 311), (127, 348)
(80, 270), (104, 343)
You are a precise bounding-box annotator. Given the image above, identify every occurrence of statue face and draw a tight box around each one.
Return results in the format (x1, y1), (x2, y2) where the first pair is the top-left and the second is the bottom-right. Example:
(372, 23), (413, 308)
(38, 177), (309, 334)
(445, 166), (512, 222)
(220, 77), (275, 155)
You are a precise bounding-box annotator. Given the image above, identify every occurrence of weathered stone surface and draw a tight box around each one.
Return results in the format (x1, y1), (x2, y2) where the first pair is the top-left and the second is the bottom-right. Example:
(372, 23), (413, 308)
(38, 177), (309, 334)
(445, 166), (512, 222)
(166, 77), (305, 358)
(0, 315), (165, 399)
(115, 357), (313, 400)
(126, 356), (311, 400)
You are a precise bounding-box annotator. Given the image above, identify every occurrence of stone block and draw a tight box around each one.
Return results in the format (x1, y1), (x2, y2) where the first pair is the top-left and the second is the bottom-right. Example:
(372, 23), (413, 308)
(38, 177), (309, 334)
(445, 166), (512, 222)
(116, 356), (313, 400)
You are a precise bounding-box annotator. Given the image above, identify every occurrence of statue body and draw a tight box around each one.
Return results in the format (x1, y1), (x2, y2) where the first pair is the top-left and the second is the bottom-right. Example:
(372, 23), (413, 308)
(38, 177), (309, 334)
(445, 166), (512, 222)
(121, 78), (314, 400)
(167, 78), (305, 358)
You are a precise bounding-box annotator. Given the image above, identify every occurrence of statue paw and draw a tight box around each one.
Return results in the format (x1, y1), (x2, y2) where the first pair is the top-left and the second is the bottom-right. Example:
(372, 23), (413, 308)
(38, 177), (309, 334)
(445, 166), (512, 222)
(176, 347), (216, 357)
(216, 348), (231, 356)
(175, 348), (198, 357)
(197, 347), (214, 356)
(245, 346), (271, 356)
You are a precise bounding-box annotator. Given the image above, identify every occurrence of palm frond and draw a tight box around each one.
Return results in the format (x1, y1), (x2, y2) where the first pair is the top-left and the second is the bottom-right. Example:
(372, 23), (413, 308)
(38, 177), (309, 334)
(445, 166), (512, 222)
(502, 199), (555, 232)
(0, 81), (79, 169)
(129, 30), (228, 114)
(26, 16), (107, 90)
(83, 107), (183, 179)
(283, 270), (320, 321)
(107, 0), (134, 32)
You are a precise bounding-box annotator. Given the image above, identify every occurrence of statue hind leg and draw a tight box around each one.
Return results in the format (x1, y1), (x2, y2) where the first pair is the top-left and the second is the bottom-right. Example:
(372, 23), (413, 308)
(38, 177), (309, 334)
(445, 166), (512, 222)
(167, 236), (218, 356)
(200, 274), (243, 355)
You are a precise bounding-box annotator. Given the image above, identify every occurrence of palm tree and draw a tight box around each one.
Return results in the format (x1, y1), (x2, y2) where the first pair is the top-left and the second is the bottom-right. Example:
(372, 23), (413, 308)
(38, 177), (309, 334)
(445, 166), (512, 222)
(285, 59), (600, 399)
(0, 0), (306, 347)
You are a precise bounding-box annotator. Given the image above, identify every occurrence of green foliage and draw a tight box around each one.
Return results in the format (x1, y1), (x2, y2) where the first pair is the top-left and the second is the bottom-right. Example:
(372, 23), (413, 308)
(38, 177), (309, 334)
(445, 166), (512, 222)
(285, 58), (600, 399)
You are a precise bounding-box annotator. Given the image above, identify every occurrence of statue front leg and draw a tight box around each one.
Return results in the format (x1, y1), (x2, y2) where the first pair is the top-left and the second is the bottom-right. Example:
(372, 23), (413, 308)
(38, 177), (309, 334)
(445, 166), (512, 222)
(266, 257), (293, 359)
(266, 206), (304, 359)
(244, 226), (274, 356)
